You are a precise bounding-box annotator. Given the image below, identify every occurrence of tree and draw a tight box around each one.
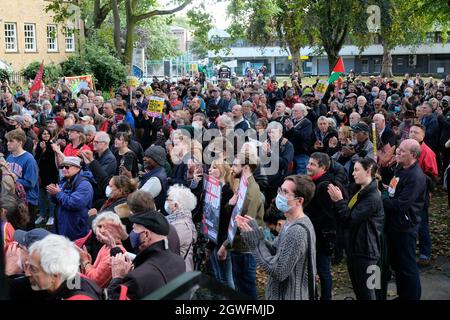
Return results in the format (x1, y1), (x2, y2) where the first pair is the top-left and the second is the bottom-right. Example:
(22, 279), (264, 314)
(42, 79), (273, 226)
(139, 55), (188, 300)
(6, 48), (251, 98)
(47, 0), (193, 72)
(353, 0), (439, 77)
(304, 0), (356, 73)
(227, 0), (311, 76)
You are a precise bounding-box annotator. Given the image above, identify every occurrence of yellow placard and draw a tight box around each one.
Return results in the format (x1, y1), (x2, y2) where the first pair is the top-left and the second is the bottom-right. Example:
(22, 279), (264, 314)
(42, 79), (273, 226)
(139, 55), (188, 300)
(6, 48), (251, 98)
(127, 76), (139, 88)
(300, 56), (309, 60)
(147, 96), (165, 117)
(144, 86), (153, 97)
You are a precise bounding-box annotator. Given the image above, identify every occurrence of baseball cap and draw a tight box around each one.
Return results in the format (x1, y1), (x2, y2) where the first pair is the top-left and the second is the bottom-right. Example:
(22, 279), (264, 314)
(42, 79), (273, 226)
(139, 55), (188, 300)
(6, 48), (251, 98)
(60, 156), (81, 168)
(351, 122), (370, 133)
(14, 228), (51, 249)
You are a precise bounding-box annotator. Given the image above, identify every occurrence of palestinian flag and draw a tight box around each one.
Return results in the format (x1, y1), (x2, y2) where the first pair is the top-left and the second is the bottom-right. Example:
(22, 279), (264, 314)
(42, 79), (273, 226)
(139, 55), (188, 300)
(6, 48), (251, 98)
(328, 56), (345, 84)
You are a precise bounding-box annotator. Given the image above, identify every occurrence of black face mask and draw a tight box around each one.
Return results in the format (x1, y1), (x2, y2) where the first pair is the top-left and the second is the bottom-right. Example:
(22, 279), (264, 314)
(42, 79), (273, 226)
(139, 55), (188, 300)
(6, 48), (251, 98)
(270, 229), (279, 237)
(234, 171), (242, 179)
(136, 94), (142, 99)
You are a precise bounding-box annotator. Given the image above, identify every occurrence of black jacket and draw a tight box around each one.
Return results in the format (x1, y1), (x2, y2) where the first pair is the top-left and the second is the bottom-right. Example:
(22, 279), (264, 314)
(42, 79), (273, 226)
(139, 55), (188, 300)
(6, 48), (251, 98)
(285, 117), (313, 156)
(35, 141), (59, 187)
(334, 180), (384, 260)
(107, 240), (186, 300)
(383, 161), (427, 233)
(305, 172), (340, 255)
(50, 275), (103, 300)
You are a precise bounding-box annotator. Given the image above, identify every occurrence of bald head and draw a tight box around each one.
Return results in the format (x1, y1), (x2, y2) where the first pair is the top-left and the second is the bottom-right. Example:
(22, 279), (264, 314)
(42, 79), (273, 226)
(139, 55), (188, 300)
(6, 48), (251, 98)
(396, 139), (421, 168)
(373, 113), (386, 131)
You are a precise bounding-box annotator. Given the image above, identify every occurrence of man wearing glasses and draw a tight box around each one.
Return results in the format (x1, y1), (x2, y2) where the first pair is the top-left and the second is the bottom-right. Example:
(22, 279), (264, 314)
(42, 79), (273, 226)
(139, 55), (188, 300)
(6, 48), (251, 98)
(47, 156), (94, 241)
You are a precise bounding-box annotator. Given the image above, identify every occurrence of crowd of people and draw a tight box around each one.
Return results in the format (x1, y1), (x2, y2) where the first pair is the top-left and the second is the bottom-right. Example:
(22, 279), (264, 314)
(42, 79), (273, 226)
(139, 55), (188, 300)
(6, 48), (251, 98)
(0, 70), (449, 300)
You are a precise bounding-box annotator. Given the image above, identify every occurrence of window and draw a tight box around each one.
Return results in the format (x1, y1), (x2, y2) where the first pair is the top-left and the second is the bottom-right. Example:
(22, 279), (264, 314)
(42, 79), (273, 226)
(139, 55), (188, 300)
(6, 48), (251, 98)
(4, 23), (17, 52)
(361, 59), (369, 73)
(373, 58), (381, 73)
(64, 26), (75, 52)
(24, 23), (36, 52)
(47, 25), (58, 52)
(397, 57), (404, 66)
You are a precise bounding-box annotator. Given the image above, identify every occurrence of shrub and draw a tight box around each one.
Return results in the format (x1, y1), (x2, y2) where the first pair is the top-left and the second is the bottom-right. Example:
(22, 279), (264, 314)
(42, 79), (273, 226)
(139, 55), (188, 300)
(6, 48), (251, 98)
(59, 42), (127, 92)
(0, 69), (9, 82)
(21, 62), (62, 85)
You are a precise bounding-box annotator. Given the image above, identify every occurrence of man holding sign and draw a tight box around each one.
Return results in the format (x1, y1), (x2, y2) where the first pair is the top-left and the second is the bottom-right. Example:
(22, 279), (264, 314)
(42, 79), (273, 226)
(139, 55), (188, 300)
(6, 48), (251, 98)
(218, 153), (264, 299)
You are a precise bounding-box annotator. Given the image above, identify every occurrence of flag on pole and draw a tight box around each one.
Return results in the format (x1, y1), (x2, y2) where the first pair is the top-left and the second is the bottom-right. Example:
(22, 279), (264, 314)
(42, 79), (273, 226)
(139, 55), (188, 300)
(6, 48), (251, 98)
(29, 60), (44, 97)
(328, 56), (345, 84)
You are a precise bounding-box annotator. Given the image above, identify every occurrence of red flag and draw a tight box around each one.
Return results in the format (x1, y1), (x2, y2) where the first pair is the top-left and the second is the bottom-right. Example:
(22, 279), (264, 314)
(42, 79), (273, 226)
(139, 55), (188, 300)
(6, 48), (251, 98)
(29, 60), (44, 97)
(333, 56), (345, 73)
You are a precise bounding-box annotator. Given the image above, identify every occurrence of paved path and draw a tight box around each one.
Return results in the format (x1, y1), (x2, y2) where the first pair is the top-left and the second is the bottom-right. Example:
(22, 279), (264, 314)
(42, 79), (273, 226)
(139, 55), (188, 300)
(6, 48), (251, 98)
(334, 256), (450, 300)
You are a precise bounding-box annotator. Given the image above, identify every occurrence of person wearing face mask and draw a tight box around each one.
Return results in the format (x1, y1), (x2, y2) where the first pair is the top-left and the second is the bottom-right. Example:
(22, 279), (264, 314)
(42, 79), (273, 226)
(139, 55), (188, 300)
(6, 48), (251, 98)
(328, 157), (384, 300)
(235, 175), (317, 300)
(107, 210), (186, 300)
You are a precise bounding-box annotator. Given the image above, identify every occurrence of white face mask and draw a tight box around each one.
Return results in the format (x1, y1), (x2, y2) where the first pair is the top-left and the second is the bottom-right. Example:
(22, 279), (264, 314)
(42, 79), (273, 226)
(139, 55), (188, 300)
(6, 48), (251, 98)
(105, 186), (112, 198)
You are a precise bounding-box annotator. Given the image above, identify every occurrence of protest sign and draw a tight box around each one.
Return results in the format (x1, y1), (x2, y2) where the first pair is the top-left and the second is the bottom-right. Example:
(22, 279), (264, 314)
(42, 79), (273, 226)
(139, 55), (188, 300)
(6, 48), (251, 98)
(314, 79), (329, 100)
(201, 175), (222, 243)
(64, 75), (94, 98)
(147, 96), (165, 117)
(227, 176), (248, 245)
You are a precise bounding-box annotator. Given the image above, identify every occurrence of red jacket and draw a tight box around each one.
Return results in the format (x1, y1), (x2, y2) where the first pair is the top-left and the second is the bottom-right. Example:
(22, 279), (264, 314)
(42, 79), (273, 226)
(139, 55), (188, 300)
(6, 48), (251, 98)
(418, 142), (438, 178)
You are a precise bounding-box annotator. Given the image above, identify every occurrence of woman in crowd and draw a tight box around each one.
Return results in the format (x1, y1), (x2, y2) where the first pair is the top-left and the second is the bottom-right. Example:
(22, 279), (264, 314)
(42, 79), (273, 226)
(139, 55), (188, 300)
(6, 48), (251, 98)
(78, 212), (127, 288)
(165, 184), (198, 271)
(327, 157), (384, 300)
(205, 160), (237, 289)
(34, 127), (59, 226)
(114, 132), (139, 178)
(1, 194), (29, 251)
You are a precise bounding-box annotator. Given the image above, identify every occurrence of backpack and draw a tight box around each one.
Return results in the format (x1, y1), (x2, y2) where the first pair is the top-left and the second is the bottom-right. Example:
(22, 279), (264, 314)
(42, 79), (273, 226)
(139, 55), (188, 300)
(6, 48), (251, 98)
(70, 172), (99, 202)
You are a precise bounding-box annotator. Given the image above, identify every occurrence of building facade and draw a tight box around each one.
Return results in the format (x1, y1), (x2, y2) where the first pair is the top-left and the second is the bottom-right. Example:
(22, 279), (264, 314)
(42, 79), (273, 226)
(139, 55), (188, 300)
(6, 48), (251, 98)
(0, 0), (82, 72)
(208, 29), (450, 77)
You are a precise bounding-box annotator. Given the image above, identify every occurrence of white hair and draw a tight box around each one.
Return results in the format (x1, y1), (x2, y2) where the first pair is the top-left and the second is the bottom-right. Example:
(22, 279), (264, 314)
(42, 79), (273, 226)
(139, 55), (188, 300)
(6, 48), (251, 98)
(84, 124), (97, 135)
(317, 116), (328, 123)
(266, 121), (283, 132)
(327, 117), (337, 129)
(91, 211), (126, 235)
(167, 184), (197, 212)
(293, 103), (308, 117)
(217, 115), (234, 129)
(95, 131), (110, 144)
(29, 234), (80, 282)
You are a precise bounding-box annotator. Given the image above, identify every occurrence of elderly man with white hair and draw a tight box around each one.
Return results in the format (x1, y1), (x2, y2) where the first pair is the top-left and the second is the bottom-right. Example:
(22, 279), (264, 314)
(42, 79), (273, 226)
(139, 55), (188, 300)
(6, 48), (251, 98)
(284, 103), (313, 174)
(26, 234), (103, 300)
(356, 95), (374, 118)
(165, 184), (198, 271)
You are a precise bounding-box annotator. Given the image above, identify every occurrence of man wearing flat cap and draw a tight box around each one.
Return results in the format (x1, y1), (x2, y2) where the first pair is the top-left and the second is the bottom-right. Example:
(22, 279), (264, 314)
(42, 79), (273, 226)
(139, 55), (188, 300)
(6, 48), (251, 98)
(139, 145), (169, 210)
(47, 156), (94, 241)
(350, 122), (375, 163)
(107, 210), (185, 300)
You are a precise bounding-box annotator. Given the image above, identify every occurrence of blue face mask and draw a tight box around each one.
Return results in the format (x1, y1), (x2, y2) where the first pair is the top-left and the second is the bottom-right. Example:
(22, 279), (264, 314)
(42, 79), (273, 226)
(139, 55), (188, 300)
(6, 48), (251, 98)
(394, 106), (401, 112)
(164, 201), (173, 215)
(404, 92), (412, 98)
(129, 231), (142, 251)
(371, 92), (378, 97)
(275, 194), (291, 213)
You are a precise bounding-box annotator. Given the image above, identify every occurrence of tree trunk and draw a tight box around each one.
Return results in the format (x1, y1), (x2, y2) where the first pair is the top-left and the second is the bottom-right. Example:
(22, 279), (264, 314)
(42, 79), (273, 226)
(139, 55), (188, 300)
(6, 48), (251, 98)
(111, 0), (122, 59)
(290, 47), (304, 77)
(124, 17), (136, 74)
(381, 38), (393, 78)
(327, 50), (339, 75)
